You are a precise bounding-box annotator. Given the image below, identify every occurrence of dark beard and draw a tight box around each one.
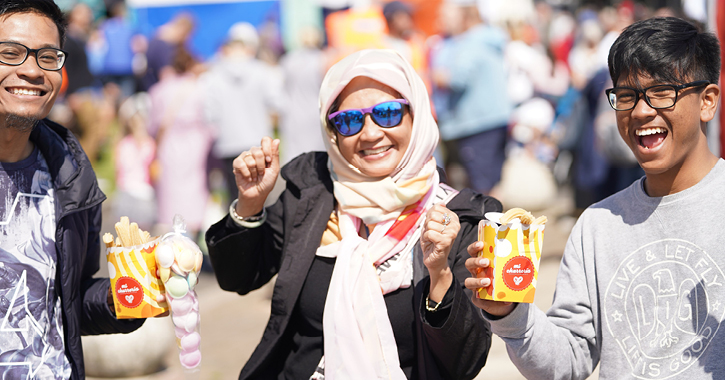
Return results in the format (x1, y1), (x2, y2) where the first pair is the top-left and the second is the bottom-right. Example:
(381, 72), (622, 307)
(6, 114), (39, 132)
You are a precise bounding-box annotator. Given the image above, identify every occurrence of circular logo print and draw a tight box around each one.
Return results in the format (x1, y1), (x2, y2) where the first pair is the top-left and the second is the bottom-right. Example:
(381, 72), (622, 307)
(502, 256), (535, 291)
(603, 239), (725, 378)
(115, 277), (143, 308)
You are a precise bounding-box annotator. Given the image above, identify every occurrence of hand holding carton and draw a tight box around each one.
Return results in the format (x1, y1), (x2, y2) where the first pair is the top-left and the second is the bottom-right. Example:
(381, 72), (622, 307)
(477, 208), (546, 303)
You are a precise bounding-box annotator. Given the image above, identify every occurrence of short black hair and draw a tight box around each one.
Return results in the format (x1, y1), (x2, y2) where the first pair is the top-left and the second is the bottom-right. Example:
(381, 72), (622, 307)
(0, 0), (67, 47)
(608, 17), (720, 87)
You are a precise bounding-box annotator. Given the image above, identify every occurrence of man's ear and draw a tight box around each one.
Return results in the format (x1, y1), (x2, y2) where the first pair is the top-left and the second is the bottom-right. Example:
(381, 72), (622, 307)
(700, 84), (720, 123)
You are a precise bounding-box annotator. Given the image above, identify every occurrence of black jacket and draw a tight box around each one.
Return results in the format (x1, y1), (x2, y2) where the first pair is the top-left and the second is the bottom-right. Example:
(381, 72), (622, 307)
(30, 120), (144, 379)
(207, 152), (499, 380)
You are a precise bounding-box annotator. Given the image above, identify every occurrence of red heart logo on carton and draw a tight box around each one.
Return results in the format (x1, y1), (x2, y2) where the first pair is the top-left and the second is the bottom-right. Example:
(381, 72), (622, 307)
(116, 277), (143, 308)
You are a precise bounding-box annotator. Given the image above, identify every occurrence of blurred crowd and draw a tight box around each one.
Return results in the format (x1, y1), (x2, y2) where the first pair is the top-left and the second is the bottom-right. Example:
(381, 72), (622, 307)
(50, 0), (710, 246)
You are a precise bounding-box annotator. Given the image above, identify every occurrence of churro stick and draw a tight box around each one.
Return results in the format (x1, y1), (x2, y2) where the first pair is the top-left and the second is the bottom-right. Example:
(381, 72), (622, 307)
(500, 208), (528, 224)
(103, 233), (115, 249)
(115, 217), (132, 246)
(119, 216), (130, 234)
(533, 216), (548, 225)
(130, 222), (143, 246)
(116, 237), (122, 247)
(142, 231), (151, 244)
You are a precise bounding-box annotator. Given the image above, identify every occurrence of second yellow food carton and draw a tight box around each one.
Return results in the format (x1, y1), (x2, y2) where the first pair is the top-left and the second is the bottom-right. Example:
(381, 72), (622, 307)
(477, 211), (545, 303)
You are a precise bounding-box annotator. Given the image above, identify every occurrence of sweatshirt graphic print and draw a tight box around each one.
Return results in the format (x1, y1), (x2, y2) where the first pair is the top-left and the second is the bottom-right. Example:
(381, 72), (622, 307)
(602, 238), (723, 378)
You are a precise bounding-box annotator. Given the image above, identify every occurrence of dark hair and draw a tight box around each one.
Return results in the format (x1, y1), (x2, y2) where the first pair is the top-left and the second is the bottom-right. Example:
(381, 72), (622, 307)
(608, 17), (720, 87)
(0, 0), (67, 47)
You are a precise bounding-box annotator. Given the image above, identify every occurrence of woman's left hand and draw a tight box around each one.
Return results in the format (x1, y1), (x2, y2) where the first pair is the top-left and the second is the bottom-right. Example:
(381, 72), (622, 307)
(421, 204), (460, 275)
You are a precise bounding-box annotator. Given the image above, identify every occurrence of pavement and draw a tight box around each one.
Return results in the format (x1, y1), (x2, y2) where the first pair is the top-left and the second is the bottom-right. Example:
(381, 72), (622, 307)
(86, 187), (598, 380)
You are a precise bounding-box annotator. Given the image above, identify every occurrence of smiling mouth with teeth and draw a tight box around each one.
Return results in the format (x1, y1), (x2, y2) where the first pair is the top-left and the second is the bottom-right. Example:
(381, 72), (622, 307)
(635, 127), (668, 149)
(7, 88), (44, 96)
(362, 146), (392, 156)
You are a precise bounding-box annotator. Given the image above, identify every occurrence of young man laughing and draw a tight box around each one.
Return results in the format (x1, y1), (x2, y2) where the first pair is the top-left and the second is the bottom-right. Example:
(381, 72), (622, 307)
(0, 1), (144, 378)
(465, 17), (725, 379)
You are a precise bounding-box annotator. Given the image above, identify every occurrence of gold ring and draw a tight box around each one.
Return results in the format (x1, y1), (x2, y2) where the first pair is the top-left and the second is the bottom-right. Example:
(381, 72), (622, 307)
(440, 225), (447, 234)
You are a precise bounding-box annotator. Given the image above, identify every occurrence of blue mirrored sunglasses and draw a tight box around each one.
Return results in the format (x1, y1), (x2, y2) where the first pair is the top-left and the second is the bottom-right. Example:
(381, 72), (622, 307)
(328, 99), (410, 136)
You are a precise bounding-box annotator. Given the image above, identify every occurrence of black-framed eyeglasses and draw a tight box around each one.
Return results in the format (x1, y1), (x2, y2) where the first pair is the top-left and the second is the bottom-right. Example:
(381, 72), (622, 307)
(0, 41), (67, 71)
(605, 80), (710, 111)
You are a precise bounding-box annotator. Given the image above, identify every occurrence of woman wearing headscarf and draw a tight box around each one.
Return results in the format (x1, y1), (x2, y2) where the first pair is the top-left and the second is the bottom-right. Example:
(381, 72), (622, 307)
(205, 49), (498, 379)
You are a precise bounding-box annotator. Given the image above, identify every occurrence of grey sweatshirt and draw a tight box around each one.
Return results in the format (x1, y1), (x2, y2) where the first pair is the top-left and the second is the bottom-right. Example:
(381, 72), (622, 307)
(486, 159), (725, 380)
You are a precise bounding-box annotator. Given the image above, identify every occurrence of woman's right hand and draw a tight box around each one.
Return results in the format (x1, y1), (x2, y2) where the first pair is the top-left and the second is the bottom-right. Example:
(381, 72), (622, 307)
(233, 137), (280, 216)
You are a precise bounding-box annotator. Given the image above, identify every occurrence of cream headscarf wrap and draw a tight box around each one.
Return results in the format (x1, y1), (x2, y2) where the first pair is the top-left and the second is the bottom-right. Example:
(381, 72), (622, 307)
(315, 50), (445, 379)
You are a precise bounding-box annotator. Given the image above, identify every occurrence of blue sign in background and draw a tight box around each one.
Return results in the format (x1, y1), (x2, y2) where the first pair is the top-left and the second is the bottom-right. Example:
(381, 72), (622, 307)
(130, 0), (279, 60)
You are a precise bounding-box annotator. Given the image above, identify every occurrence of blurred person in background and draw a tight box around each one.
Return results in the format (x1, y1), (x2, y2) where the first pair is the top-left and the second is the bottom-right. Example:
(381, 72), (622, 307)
(200, 22), (282, 207)
(206, 48), (495, 380)
(140, 12), (195, 91)
(547, 9), (576, 66)
(571, 67), (643, 211)
(547, 9), (603, 188)
(48, 2), (97, 141)
(497, 97), (559, 211)
(148, 47), (212, 238)
(64, 2), (95, 96)
(278, 26), (327, 165)
(382, 1), (428, 82)
(114, 93), (156, 232)
(257, 16), (285, 65)
(96, 0), (136, 98)
(596, 2), (634, 71)
(494, 7), (570, 208)
(0, 1), (146, 378)
(428, 1), (462, 118)
(324, 0), (388, 61)
(431, 1), (511, 195)
(504, 15), (570, 107)
(570, 4), (639, 212)
(568, 12), (603, 90)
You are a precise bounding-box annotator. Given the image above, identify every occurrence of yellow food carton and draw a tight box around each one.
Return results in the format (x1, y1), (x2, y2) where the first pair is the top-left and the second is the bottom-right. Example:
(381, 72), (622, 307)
(107, 239), (168, 318)
(477, 212), (545, 303)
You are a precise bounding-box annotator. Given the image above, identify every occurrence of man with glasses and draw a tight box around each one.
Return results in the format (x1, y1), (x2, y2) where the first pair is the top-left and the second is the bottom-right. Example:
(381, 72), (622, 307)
(0, 1), (144, 378)
(464, 17), (725, 379)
